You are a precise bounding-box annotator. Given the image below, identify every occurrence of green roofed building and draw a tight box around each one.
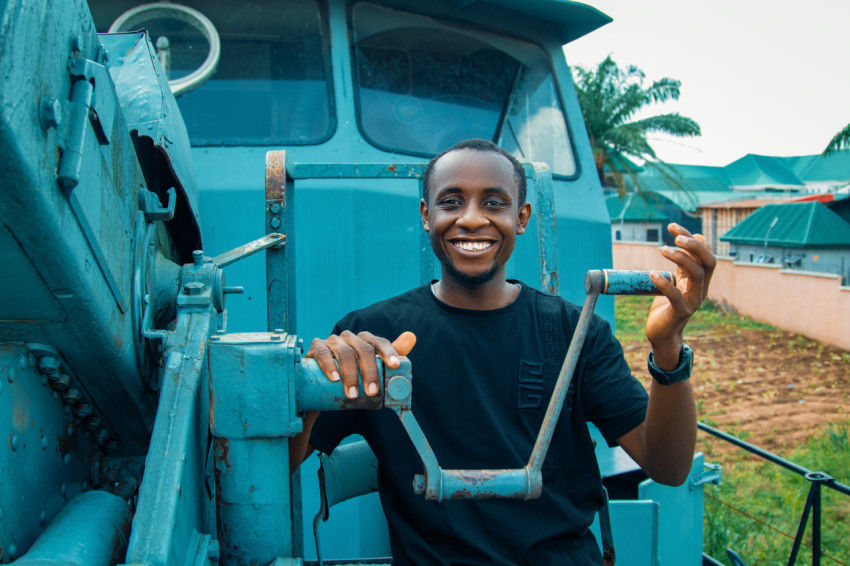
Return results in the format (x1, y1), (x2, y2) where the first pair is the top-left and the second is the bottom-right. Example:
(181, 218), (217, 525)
(606, 193), (669, 243)
(720, 201), (850, 282)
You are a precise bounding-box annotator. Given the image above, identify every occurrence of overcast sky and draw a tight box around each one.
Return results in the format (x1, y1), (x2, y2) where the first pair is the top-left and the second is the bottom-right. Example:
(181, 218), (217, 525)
(562, 0), (850, 167)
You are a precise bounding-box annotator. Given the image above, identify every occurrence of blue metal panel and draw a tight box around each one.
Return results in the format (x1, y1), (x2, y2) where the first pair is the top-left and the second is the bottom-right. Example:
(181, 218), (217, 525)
(590, 500), (660, 566)
(639, 453), (707, 566)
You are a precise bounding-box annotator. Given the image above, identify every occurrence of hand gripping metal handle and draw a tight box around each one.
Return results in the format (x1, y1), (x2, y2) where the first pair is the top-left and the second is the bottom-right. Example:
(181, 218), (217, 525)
(385, 269), (675, 501)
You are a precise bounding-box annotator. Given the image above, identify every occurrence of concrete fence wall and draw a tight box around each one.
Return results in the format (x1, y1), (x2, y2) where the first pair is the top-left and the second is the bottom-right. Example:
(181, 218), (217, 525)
(612, 241), (850, 351)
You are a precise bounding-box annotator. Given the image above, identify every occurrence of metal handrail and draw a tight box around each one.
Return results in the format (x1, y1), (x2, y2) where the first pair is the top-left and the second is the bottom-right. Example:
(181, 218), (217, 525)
(698, 422), (850, 566)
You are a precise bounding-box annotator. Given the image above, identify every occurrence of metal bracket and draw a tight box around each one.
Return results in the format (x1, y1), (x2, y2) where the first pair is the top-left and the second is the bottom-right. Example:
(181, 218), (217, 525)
(690, 463), (722, 490)
(138, 187), (176, 222)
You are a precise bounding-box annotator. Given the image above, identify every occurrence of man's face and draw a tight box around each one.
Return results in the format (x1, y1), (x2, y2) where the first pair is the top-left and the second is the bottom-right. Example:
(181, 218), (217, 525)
(421, 149), (531, 288)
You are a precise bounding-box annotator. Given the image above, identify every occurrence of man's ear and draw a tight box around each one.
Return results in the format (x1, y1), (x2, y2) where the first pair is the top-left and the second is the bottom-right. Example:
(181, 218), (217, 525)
(420, 199), (430, 232)
(516, 201), (532, 234)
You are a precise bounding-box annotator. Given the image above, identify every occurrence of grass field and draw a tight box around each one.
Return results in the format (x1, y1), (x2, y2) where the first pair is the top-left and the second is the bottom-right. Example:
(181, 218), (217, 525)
(614, 296), (850, 565)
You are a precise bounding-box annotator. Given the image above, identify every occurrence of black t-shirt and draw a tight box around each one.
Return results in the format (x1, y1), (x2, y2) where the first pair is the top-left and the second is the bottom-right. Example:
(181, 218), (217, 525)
(310, 282), (648, 565)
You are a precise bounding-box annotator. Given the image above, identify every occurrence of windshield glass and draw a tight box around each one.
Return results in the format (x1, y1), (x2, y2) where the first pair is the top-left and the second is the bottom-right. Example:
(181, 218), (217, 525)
(92, 0), (333, 146)
(352, 3), (575, 176)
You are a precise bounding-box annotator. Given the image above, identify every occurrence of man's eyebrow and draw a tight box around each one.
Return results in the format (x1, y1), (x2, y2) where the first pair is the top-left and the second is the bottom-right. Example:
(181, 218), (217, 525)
(434, 186), (512, 197)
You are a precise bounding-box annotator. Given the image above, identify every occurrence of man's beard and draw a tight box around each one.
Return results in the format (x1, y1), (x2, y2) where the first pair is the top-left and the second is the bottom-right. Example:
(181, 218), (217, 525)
(442, 258), (501, 288)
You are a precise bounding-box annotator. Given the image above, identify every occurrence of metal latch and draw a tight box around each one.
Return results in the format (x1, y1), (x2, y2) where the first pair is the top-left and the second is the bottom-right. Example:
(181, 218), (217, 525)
(690, 462), (722, 490)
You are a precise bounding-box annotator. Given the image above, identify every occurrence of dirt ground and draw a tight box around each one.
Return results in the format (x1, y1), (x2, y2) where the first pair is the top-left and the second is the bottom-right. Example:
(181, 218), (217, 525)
(620, 327), (850, 456)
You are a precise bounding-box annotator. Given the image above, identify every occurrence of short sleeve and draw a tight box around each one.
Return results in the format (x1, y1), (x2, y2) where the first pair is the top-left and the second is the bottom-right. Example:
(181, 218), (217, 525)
(578, 314), (648, 446)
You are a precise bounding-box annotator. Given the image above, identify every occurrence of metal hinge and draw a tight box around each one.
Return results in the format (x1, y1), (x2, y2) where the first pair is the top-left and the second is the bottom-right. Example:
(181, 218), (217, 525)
(690, 462), (722, 490)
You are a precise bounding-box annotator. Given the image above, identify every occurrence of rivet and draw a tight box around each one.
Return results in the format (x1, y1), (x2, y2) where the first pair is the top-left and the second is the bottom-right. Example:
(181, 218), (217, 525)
(10, 435), (19, 451)
(270, 217), (281, 229)
(270, 203), (281, 214)
(7, 368), (14, 383)
(42, 435), (49, 450)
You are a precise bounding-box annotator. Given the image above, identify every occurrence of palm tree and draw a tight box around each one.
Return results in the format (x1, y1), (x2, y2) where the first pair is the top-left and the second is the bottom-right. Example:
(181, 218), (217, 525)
(572, 55), (701, 194)
(823, 124), (850, 156)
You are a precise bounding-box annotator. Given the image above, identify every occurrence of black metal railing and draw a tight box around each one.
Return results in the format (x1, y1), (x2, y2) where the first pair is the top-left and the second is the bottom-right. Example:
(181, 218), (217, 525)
(698, 422), (850, 566)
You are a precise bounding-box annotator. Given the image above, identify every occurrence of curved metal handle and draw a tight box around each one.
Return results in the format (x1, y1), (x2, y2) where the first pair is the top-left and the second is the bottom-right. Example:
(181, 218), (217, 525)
(586, 269), (675, 296)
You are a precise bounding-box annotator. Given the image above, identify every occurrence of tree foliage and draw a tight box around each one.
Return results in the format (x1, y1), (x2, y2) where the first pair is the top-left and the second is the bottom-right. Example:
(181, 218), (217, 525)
(823, 123), (850, 156)
(572, 55), (701, 193)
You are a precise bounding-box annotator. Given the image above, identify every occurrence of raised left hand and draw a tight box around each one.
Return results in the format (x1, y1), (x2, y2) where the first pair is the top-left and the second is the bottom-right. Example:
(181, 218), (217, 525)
(645, 223), (716, 369)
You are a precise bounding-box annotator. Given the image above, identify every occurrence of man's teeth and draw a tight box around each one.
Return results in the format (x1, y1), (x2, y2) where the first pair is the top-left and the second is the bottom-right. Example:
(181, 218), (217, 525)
(455, 241), (492, 251)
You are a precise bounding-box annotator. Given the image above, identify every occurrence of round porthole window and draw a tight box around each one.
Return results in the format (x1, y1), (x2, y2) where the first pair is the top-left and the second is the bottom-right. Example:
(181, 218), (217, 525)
(109, 3), (220, 97)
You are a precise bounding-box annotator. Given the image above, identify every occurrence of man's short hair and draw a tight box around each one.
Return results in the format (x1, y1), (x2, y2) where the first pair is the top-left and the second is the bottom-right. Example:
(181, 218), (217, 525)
(422, 139), (527, 205)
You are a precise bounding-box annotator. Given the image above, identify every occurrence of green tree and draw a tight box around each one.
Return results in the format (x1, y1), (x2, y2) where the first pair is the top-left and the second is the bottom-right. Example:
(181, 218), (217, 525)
(823, 123), (850, 155)
(572, 55), (701, 193)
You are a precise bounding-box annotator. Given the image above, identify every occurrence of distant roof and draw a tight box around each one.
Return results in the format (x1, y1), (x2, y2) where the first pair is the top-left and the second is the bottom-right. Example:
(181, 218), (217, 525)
(652, 189), (768, 212)
(720, 202), (850, 248)
(780, 151), (850, 182)
(724, 154), (805, 188)
(606, 193), (669, 223)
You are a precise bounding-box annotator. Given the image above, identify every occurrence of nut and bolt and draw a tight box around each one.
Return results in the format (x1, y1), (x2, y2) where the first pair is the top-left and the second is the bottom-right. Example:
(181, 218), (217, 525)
(193, 250), (204, 267)
(63, 389), (82, 405)
(270, 217), (281, 229)
(74, 403), (93, 418)
(10, 435), (19, 451)
(183, 282), (206, 295)
(38, 356), (61, 376)
(50, 373), (71, 391)
(270, 203), (281, 214)
(386, 375), (412, 401)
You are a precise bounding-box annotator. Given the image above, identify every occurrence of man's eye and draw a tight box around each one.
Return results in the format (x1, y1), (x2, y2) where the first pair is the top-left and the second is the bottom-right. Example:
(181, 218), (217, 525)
(439, 198), (461, 206)
(485, 199), (507, 207)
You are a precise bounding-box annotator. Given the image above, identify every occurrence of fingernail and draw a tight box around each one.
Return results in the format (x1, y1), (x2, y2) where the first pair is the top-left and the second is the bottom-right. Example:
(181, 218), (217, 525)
(330, 371), (340, 382)
(388, 355), (400, 367)
(367, 382), (378, 395)
(675, 235), (687, 245)
(348, 385), (358, 398)
(661, 246), (671, 253)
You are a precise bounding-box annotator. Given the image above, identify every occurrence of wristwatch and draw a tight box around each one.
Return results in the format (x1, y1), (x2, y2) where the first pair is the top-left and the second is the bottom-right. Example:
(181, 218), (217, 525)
(647, 344), (693, 385)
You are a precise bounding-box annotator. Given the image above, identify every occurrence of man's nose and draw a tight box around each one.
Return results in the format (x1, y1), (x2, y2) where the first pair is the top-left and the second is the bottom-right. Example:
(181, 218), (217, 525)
(456, 203), (489, 230)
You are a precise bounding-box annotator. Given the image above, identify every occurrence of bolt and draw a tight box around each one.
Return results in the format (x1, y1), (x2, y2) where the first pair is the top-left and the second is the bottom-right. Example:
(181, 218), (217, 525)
(270, 203), (281, 214)
(193, 250), (204, 267)
(183, 281), (206, 295)
(94, 429), (109, 445)
(39, 97), (62, 130)
(63, 389), (82, 405)
(270, 217), (281, 229)
(50, 373), (71, 391)
(74, 403), (93, 418)
(38, 355), (60, 376)
(10, 435), (19, 451)
(274, 328), (284, 334)
(83, 416), (102, 431)
(270, 334), (281, 341)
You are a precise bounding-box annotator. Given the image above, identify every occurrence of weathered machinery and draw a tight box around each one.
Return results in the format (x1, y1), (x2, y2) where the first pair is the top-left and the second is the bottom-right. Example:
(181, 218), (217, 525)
(0, 0), (713, 564)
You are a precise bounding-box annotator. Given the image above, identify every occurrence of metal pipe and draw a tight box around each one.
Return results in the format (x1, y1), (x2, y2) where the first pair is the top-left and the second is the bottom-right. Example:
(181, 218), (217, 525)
(11, 491), (131, 566)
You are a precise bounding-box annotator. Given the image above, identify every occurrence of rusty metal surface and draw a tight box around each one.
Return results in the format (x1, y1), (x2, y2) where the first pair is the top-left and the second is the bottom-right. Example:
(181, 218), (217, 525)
(213, 233), (285, 267)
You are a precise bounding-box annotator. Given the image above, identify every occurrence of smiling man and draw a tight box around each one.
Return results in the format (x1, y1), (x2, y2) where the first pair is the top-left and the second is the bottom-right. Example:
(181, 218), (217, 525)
(291, 138), (716, 565)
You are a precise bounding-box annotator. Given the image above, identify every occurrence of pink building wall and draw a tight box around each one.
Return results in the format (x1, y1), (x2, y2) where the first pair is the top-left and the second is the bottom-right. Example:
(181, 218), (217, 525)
(612, 242), (850, 351)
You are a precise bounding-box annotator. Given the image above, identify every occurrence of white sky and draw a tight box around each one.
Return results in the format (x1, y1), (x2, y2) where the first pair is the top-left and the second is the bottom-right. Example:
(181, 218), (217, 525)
(562, 0), (850, 167)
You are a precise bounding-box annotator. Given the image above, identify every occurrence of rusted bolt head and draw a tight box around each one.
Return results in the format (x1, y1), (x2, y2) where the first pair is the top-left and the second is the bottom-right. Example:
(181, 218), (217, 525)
(38, 356), (60, 376)
(270, 217), (281, 229)
(50, 373), (71, 391)
(74, 403), (93, 418)
(63, 389), (83, 405)
(270, 203), (281, 214)
(183, 281), (206, 295)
